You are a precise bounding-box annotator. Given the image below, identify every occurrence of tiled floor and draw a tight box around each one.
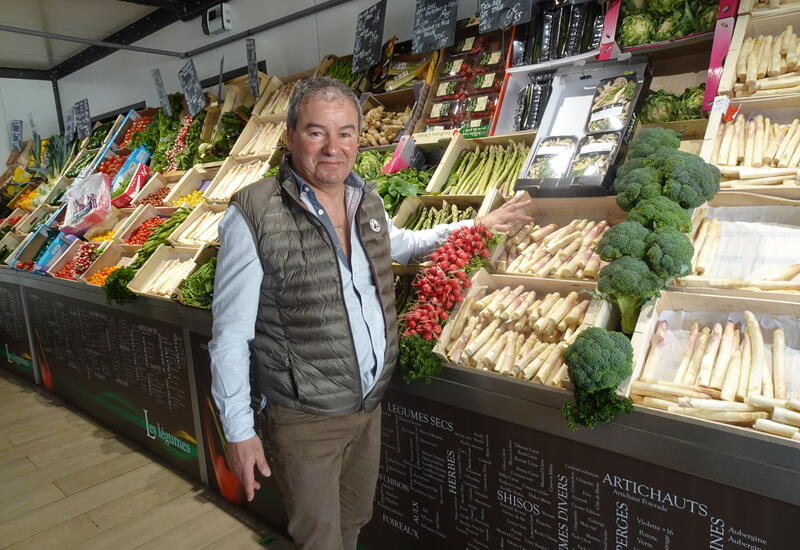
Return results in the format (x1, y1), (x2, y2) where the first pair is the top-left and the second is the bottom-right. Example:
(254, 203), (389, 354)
(0, 370), (290, 550)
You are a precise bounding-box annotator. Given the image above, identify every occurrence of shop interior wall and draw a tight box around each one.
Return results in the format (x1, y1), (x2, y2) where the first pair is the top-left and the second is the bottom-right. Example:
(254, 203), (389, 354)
(0, 78), (60, 161)
(56, 0), (479, 119)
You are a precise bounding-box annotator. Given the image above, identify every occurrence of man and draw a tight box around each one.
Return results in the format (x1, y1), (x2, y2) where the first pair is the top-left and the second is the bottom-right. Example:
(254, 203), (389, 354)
(210, 76), (530, 550)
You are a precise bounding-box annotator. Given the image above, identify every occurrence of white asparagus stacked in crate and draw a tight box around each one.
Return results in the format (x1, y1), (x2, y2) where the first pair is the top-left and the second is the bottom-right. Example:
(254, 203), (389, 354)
(490, 195), (625, 280)
(676, 193), (800, 296)
(721, 14), (800, 99)
(168, 203), (226, 246)
(630, 291), (800, 443)
(127, 244), (215, 300)
(231, 120), (285, 159)
(700, 95), (800, 196)
(254, 80), (298, 117)
(204, 157), (273, 203)
(433, 269), (612, 390)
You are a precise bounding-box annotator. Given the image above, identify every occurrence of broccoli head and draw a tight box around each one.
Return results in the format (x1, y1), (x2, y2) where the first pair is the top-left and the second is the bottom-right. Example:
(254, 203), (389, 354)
(614, 166), (664, 210)
(627, 196), (692, 233)
(597, 256), (664, 334)
(627, 127), (680, 160)
(644, 148), (720, 208)
(596, 220), (651, 261)
(563, 327), (634, 392)
(614, 156), (645, 181)
(644, 225), (694, 280)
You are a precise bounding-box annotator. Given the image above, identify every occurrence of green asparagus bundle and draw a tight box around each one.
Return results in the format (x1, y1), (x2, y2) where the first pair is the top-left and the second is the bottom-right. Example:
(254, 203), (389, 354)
(441, 142), (530, 197)
(402, 201), (476, 230)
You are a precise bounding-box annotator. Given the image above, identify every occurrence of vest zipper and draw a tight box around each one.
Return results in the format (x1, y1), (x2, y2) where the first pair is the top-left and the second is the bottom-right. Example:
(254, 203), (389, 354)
(285, 189), (366, 413)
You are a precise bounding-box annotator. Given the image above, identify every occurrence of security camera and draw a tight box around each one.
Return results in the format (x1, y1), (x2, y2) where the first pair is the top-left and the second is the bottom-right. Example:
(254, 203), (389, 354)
(202, 2), (232, 36)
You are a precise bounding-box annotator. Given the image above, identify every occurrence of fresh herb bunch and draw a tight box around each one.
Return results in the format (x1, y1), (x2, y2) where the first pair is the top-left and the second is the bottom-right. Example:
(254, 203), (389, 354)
(374, 169), (432, 216)
(198, 105), (251, 163)
(85, 122), (113, 149)
(399, 336), (442, 384)
(178, 257), (217, 308)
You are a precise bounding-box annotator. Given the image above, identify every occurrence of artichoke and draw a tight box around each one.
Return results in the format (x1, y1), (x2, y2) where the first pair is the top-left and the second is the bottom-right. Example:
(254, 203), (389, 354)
(619, 14), (656, 47)
(640, 90), (679, 124)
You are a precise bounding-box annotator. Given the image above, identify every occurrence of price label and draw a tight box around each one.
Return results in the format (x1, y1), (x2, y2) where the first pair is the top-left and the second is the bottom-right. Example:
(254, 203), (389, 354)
(246, 38), (260, 100)
(411, 0), (458, 55)
(217, 56), (225, 101)
(352, 0), (387, 75)
(178, 59), (205, 117)
(64, 106), (75, 143)
(711, 95), (730, 114)
(27, 112), (36, 134)
(9, 120), (23, 152)
(151, 68), (172, 118)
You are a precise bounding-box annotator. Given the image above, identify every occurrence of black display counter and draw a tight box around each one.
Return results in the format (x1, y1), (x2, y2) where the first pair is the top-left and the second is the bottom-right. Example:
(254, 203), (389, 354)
(0, 268), (797, 549)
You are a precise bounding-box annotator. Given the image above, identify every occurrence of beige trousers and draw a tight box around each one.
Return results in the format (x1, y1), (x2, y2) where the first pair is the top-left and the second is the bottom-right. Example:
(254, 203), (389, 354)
(266, 403), (381, 550)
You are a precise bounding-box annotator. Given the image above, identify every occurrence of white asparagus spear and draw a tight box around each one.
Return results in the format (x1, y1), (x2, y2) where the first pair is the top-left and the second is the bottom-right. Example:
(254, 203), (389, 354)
(697, 323), (723, 387)
(480, 332), (509, 370)
(789, 400), (800, 413)
(772, 406), (800, 428)
(743, 119), (756, 167)
(754, 418), (798, 438)
(516, 341), (548, 372)
(684, 327), (711, 386)
(695, 220), (720, 276)
(709, 322), (736, 389)
(721, 336), (742, 402)
(631, 381), (712, 399)
(746, 394), (788, 411)
(674, 322), (699, 384)
(640, 396), (677, 411)
(760, 263), (800, 281)
(535, 343), (566, 384)
(745, 311), (765, 398)
(558, 299), (590, 332)
(641, 321), (668, 382)
(465, 319), (500, 356)
(690, 219), (710, 274)
(752, 115), (765, 167)
(772, 329), (787, 399)
(667, 408), (768, 425)
(677, 397), (755, 411)
(523, 343), (555, 380)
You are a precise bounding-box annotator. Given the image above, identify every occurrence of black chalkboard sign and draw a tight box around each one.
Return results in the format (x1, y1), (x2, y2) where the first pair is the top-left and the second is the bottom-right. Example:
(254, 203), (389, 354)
(9, 120), (23, 152)
(479, 0), (532, 33)
(351, 0), (387, 75)
(74, 99), (91, 140)
(151, 68), (173, 118)
(246, 38), (260, 100)
(412, 0), (459, 55)
(178, 59), (205, 117)
(64, 106), (75, 143)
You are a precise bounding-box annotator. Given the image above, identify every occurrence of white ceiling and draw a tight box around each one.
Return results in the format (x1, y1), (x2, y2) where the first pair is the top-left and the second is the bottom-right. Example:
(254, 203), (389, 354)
(0, 0), (157, 70)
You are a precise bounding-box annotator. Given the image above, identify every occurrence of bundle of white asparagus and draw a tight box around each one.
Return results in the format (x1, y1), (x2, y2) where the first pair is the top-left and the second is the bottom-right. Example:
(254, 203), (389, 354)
(206, 160), (270, 201)
(176, 210), (224, 245)
(732, 25), (800, 98)
(710, 114), (800, 188)
(257, 81), (298, 116)
(437, 286), (592, 387)
(632, 312), (800, 439)
(236, 121), (285, 158)
(494, 219), (610, 280)
(141, 258), (195, 297)
(679, 209), (800, 291)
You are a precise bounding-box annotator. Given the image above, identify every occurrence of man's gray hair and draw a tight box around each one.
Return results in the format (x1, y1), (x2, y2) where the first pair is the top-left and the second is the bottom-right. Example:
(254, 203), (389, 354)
(286, 76), (362, 131)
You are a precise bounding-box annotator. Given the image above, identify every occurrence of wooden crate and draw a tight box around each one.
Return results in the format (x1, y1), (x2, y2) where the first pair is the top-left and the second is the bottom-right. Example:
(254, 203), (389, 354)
(127, 243), (214, 301)
(46, 239), (90, 280)
(163, 163), (222, 205)
(425, 131), (537, 197)
(203, 156), (275, 203)
(670, 191), (800, 302)
(630, 290), (800, 441)
(486, 194), (626, 279)
(0, 208), (26, 231)
(82, 206), (128, 241)
(167, 202), (226, 246)
(637, 118), (709, 156)
(112, 204), (177, 245)
(432, 268), (613, 393)
(80, 242), (139, 285)
(0, 232), (24, 264)
(360, 88), (421, 146)
(14, 204), (56, 235)
(131, 171), (185, 206)
(699, 94), (800, 198)
(392, 191), (501, 230)
(739, 0), (800, 17)
(229, 116), (286, 160)
(719, 13), (800, 99)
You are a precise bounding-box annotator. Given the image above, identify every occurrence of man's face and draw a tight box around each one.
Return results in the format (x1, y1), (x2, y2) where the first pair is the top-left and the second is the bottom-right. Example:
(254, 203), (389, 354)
(286, 94), (360, 188)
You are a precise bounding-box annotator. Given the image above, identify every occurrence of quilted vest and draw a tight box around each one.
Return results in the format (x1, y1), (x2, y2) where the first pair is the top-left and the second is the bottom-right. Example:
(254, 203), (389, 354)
(229, 160), (398, 415)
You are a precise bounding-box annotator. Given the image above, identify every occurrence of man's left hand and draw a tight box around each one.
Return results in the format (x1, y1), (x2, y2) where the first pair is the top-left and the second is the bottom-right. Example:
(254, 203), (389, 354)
(475, 192), (532, 233)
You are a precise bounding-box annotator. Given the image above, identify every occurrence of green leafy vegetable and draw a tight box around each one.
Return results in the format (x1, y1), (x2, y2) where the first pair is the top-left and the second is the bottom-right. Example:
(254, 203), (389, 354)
(178, 257), (216, 308)
(619, 14), (656, 47)
(640, 90), (679, 124)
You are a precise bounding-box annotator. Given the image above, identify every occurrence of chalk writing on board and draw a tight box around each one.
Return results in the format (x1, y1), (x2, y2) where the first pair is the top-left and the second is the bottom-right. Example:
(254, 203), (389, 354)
(411, 0), (458, 55)
(351, 0), (387, 75)
(151, 68), (173, 118)
(74, 99), (91, 140)
(178, 59), (205, 117)
(479, 0), (532, 33)
(246, 39), (260, 100)
(9, 120), (23, 152)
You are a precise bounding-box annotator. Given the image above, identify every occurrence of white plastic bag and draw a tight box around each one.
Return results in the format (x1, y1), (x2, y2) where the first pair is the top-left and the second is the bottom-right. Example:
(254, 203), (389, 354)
(59, 172), (111, 235)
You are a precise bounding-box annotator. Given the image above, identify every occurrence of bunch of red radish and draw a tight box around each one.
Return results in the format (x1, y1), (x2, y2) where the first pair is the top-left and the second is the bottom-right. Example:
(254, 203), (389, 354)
(402, 225), (492, 341)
